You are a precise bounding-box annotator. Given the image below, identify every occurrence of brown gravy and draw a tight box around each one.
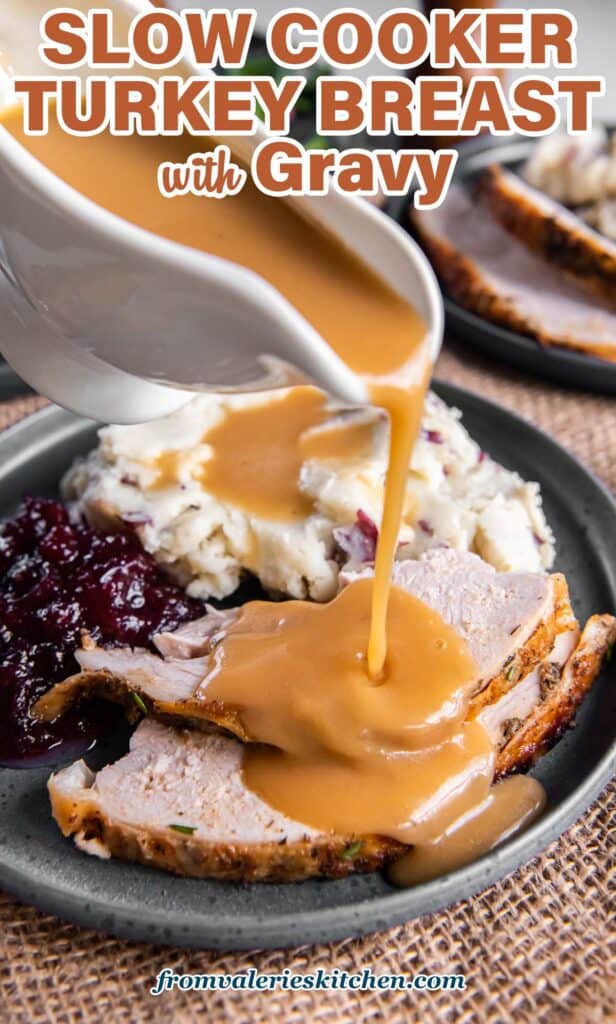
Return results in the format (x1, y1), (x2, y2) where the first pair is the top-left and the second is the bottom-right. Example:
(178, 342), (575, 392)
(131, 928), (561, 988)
(150, 386), (377, 521)
(387, 775), (546, 887)
(196, 579), (544, 872)
(1, 103), (545, 882)
(203, 579), (489, 844)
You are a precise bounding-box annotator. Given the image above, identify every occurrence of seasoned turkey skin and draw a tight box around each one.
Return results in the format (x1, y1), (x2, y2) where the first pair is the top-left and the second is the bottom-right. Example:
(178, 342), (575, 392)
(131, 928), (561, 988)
(44, 550), (616, 882)
(48, 721), (404, 883)
(494, 614), (616, 777)
(36, 549), (613, 779)
(480, 165), (616, 302)
(49, 598), (614, 884)
(411, 185), (616, 362)
(36, 549), (558, 740)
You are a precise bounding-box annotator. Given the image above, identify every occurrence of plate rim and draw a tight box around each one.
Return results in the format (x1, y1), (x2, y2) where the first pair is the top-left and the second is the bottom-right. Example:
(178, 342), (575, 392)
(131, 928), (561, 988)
(0, 384), (614, 950)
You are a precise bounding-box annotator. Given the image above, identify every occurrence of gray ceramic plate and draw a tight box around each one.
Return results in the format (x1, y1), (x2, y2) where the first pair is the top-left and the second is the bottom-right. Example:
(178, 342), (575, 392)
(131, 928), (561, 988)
(0, 382), (614, 950)
(388, 134), (616, 395)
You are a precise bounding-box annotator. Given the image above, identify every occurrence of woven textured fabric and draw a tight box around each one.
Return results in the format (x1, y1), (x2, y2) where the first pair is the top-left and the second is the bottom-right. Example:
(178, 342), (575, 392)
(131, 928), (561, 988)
(0, 341), (614, 1024)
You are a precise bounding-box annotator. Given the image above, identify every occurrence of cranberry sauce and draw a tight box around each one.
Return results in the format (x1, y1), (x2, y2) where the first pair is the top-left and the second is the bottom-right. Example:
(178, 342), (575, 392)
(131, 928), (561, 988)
(0, 497), (204, 766)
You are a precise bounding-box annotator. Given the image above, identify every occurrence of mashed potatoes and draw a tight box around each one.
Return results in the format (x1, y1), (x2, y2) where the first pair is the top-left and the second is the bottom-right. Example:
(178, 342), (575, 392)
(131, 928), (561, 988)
(63, 390), (555, 602)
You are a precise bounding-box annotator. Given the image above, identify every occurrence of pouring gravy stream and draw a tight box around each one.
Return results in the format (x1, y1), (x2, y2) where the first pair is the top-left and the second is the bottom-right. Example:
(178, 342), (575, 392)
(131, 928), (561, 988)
(1, 104), (545, 882)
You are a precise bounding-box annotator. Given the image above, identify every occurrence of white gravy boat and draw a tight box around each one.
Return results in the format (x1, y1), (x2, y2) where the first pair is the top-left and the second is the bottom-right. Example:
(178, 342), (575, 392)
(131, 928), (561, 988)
(0, 0), (443, 423)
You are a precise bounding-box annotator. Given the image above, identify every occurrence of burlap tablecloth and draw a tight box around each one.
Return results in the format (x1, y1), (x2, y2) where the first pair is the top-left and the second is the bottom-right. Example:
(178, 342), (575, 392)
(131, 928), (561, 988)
(0, 340), (614, 1024)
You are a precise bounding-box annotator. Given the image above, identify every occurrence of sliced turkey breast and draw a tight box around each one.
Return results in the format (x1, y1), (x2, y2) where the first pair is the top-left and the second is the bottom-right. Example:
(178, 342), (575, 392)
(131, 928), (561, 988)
(411, 185), (616, 362)
(493, 613), (616, 777)
(153, 606), (237, 660)
(340, 551), (610, 774)
(36, 548), (605, 781)
(36, 549), (613, 786)
(473, 598), (579, 758)
(479, 165), (616, 301)
(48, 719), (403, 882)
(340, 549), (558, 692)
(35, 549), (557, 737)
(49, 600), (614, 883)
(466, 569), (577, 721)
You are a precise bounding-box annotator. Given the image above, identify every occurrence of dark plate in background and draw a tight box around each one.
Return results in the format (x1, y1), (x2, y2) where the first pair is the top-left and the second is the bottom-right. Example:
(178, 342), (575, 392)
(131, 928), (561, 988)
(0, 383), (614, 950)
(0, 360), (30, 401)
(388, 133), (616, 395)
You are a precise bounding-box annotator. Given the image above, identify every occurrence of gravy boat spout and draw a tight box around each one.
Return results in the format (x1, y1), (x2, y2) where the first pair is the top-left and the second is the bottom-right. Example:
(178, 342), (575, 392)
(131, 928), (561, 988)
(0, 0), (443, 423)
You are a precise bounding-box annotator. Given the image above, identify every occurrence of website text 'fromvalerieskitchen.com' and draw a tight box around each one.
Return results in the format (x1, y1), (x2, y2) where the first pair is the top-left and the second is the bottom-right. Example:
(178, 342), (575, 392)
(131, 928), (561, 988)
(150, 968), (467, 994)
